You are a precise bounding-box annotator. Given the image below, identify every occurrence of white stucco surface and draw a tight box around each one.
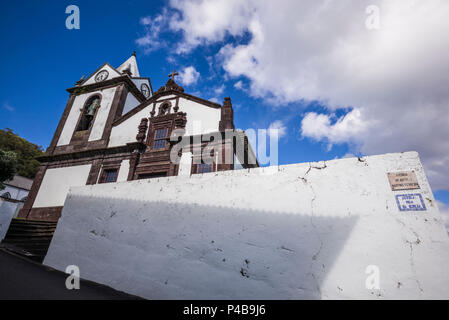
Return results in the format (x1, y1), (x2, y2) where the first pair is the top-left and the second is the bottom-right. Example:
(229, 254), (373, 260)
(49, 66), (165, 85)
(57, 88), (117, 146)
(117, 160), (130, 182)
(0, 200), (19, 241)
(33, 165), (91, 208)
(234, 154), (243, 170)
(178, 152), (192, 176)
(131, 78), (152, 98)
(83, 64), (122, 86)
(108, 106), (149, 148)
(0, 185), (28, 201)
(177, 98), (221, 136)
(108, 95), (221, 148)
(122, 92), (140, 115)
(117, 55), (140, 77)
(44, 152), (449, 299)
(88, 87), (117, 142)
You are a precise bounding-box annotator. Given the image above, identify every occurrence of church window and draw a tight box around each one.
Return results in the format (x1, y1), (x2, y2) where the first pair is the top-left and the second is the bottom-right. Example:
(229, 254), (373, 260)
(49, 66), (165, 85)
(138, 172), (167, 180)
(77, 95), (101, 131)
(153, 128), (168, 150)
(158, 102), (170, 116)
(104, 169), (118, 183)
(1, 192), (11, 199)
(197, 163), (213, 174)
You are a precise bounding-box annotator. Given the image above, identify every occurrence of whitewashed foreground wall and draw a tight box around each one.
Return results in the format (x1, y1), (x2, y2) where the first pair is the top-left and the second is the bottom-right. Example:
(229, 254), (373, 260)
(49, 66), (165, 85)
(44, 152), (449, 299)
(0, 200), (19, 241)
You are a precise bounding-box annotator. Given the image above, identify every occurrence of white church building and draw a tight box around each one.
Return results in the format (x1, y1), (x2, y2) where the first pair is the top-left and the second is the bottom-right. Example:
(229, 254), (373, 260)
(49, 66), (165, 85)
(2, 53), (449, 299)
(18, 53), (258, 222)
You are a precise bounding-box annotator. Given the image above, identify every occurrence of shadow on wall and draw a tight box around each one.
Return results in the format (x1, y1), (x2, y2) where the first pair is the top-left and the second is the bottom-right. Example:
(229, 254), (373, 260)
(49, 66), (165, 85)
(45, 194), (358, 300)
(0, 200), (22, 241)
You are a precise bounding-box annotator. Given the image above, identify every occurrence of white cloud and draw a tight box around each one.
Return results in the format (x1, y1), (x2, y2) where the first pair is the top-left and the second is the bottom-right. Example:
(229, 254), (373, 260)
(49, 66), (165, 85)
(214, 84), (225, 95)
(3, 102), (14, 112)
(436, 201), (449, 234)
(268, 120), (287, 138)
(208, 97), (219, 103)
(178, 66), (200, 86)
(169, 0), (255, 53)
(136, 10), (170, 53)
(301, 109), (369, 147)
(234, 80), (243, 90)
(153, 0), (449, 190)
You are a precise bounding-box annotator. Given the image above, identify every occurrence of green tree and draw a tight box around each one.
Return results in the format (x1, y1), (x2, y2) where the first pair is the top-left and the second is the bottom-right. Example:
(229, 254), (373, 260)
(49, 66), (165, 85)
(0, 149), (18, 190)
(0, 128), (44, 179)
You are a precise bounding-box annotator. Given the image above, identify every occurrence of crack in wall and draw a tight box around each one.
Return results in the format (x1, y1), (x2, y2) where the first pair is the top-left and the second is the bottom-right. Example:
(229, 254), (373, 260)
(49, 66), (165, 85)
(299, 162), (326, 298)
(396, 217), (424, 294)
(407, 241), (424, 294)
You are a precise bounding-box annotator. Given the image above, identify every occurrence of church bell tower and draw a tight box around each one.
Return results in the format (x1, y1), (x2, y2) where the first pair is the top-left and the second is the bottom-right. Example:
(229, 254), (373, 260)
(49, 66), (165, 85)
(46, 53), (151, 155)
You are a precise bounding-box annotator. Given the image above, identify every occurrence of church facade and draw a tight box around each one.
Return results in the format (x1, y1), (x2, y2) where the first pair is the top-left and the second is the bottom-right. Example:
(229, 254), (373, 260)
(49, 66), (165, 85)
(18, 54), (258, 222)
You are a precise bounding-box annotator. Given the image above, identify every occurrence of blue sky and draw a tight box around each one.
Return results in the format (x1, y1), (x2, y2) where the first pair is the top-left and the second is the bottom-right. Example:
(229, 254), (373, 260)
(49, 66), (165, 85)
(1, 0), (448, 209)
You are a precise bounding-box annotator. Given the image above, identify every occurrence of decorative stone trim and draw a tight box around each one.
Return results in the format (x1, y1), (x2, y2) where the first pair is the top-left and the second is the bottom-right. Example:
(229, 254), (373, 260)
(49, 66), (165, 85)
(46, 94), (76, 154)
(67, 74), (146, 102)
(17, 165), (48, 220)
(136, 118), (149, 143)
(219, 97), (235, 131)
(26, 207), (63, 222)
(70, 93), (103, 146)
(113, 90), (221, 127)
(37, 142), (146, 163)
(98, 164), (121, 184)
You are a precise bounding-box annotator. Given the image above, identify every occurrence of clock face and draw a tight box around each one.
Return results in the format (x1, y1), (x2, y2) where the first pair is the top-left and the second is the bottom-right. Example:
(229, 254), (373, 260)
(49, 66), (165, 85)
(95, 70), (109, 82)
(141, 83), (150, 98)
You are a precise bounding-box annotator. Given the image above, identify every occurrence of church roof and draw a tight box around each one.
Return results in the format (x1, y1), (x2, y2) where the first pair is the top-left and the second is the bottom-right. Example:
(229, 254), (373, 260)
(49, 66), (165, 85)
(116, 52), (140, 77)
(4, 175), (33, 190)
(75, 53), (144, 87)
(112, 78), (222, 127)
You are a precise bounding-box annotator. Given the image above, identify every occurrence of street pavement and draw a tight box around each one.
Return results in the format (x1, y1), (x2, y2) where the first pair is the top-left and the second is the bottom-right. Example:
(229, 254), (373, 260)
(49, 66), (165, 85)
(0, 249), (140, 300)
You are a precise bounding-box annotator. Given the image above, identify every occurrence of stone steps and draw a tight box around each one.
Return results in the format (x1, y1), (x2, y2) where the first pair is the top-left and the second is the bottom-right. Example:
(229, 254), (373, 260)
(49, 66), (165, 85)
(0, 219), (58, 263)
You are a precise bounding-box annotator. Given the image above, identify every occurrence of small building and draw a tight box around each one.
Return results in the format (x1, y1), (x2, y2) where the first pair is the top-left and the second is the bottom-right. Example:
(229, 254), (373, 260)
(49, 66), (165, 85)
(1, 175), (33, 203)
(0, 175), (33, 240)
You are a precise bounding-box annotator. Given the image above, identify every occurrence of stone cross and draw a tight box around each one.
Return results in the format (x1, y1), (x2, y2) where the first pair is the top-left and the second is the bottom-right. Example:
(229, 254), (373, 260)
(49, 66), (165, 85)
(168, 69), (179, 81)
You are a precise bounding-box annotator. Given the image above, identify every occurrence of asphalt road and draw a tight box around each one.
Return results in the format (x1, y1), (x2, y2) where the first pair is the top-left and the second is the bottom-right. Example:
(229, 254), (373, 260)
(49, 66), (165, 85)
(0, 249), (140, 300)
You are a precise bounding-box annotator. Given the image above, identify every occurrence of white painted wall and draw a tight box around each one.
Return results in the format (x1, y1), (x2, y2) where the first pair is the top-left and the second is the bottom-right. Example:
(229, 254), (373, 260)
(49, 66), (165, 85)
(83, 64), (122, 86)
(108, 95), (221, 148)
(234, 154), (243, 170)
(178, 152), (192, 176)
(57, 88), (117, 146)
(88, 87), (118, 142)
(122, 92), (140, 116)
(177, 97), (221, 136)
(117, 160), (130, 182)
(117, 56), (140, 78)
(0, 185), (28, 201)
(131, 78), (152, 98)
(0, 200), (19, 241)
(33, 165), (91, 208)
(108, 106), (149, 148)
(44, 152), (449, 299)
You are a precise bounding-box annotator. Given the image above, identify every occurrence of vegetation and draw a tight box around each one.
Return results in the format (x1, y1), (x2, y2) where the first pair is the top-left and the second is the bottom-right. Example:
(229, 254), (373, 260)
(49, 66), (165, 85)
(0, 149), (18, 190)
(0, 128), (44, 181)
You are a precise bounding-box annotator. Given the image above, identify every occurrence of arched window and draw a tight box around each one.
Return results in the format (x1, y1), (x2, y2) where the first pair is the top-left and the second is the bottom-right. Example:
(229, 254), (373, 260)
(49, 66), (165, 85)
(77, 95), (101, 131)
(1, 192), (11, 199)
(158, 102), (171, 116)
